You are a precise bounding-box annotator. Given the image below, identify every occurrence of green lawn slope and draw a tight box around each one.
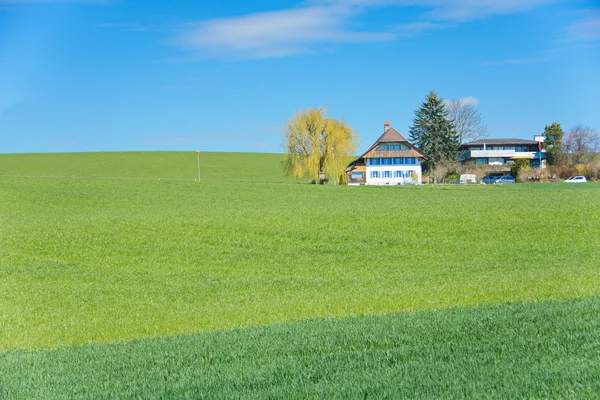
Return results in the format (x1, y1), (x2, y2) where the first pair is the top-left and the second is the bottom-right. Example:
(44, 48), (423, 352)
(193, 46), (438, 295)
(2, 299), (598, 398)
(0, 151), (292, 182)
(1, 152), (599, 397)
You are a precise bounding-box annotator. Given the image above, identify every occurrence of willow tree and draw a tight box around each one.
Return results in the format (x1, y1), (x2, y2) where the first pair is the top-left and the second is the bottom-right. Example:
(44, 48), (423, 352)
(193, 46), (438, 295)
(283, 108), (356, 184)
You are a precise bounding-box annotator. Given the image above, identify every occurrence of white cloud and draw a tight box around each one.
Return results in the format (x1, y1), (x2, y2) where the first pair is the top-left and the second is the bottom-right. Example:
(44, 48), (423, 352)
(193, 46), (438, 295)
(416, 0), (561, 22)
(442, 96), (479, 107)
(176, 0), (564, 60)
(459, 96), (479, 106)
(310, 0), (562, 22)
(177, 5), (392, 60)
(567, 11), (600, 42)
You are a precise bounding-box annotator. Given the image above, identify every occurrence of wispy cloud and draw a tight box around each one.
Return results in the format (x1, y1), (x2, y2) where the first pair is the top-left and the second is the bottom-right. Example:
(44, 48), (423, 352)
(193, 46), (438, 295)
(176, 0), (564, 60)
(478, 57), (547, 66)
(310, 0), (562, 22)
(459, 96), (479, 106)
(414, 0), (561, 22)
(567, 10), (600, 42)
(442, 96), (479, 107)
(176, 5), (393, 60)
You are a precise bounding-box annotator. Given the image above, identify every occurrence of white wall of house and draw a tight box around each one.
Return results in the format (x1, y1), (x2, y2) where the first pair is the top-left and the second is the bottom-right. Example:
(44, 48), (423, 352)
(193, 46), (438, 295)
(365, 166), (422, 185)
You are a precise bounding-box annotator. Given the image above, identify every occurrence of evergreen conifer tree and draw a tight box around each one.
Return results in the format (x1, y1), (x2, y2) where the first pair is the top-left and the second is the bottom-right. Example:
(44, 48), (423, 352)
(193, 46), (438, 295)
(409, 91), (460, 169)
(542, 122), (564, 166)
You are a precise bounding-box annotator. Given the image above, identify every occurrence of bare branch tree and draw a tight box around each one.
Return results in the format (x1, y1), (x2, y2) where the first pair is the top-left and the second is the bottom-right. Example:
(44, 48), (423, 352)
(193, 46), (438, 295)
(445, 98), (488, 144)
(431, 160), (459, 184)
(563, 124), (599, 164)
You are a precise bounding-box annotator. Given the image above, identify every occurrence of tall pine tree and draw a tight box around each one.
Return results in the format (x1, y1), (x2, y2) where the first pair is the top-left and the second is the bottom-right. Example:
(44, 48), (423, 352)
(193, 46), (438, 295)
(542, 122), (564, 166)
(409, 91), (460, 169)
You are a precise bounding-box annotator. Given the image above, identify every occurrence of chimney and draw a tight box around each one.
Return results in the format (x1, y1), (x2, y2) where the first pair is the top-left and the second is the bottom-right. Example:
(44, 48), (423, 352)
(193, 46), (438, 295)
(384, 121), (390, 132)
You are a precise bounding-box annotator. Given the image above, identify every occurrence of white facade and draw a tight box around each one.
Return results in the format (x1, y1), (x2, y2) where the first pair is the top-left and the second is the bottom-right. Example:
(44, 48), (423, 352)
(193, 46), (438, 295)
(467, 149), (538, 159)
(365, 165), (422, 185)
(346, 124), (428, 185)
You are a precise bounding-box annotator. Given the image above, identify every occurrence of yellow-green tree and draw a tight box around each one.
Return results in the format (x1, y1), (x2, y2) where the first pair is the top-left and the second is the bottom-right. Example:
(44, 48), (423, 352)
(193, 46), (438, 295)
(283, 108), (357, 184)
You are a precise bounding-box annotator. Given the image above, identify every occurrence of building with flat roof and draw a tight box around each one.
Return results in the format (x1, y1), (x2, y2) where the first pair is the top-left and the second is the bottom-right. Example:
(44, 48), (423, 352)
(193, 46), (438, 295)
(458, 137), (545, 172)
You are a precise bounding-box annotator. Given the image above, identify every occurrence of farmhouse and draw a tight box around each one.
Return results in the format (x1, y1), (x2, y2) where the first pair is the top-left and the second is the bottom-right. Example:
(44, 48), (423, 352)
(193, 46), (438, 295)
(458, 136), (546, 172)
(346, 122), (429, 185)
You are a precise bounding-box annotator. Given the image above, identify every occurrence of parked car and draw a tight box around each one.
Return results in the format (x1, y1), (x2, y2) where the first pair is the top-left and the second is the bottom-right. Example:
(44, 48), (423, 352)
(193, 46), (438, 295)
(494, 176), (516, 184)
(565, 176), (587, 183)
(459, 174), (477, 184)
(481, 175), (497, 184)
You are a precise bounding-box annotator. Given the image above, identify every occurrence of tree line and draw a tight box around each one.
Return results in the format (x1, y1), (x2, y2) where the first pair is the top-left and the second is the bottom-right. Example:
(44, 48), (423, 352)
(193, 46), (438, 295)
(283, 92), (598, 183)
(540, 122), (599, 180)
(543, 122), (599, 166)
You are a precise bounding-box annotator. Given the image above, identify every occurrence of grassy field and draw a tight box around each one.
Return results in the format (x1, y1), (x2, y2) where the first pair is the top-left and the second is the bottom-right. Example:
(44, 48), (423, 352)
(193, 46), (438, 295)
(0, 151), (293, 182)
(2, 299), (598, 398)
(1, 152), (599, 397)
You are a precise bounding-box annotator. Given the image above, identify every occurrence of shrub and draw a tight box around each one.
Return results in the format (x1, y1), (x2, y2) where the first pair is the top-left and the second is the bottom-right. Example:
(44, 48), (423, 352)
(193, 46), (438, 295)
(544, 166), (561, 182)
(538, 168), (550, 183)
(460, 162), (487, 183)
(558, 165), (577, 179)
(575, 163), (592, 178)
(510, 159), (530, 179)
(431, 161), (459, 183)
(517, 165), (533, 183)
(588, 160), (600, 181)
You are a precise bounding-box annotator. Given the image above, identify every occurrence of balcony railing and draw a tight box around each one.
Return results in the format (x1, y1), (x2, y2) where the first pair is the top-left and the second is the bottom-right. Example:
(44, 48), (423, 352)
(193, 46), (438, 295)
(459, 150), (537, 161)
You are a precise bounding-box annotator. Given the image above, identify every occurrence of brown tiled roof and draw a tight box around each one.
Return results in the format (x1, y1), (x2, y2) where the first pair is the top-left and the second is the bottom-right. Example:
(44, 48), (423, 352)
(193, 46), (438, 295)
(347, 126), (429, 167)
(376, 127), (408, 142)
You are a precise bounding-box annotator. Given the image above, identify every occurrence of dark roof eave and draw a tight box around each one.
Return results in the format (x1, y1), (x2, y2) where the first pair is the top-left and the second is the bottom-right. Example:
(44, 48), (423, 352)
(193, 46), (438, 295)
(462, 138), (539, 146)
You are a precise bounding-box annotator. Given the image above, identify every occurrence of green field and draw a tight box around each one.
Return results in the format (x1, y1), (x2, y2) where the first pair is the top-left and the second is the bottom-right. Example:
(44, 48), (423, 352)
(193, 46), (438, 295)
(1, 152), (599, 398)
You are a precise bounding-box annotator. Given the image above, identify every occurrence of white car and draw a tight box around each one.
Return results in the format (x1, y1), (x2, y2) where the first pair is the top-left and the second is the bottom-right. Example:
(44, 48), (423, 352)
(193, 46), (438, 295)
(565, 176), (587, 183)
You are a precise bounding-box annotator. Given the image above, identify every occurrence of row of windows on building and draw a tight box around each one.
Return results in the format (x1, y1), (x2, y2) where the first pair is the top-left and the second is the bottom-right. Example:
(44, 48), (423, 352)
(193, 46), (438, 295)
(376, 144), (409, 151)
(367, 157), (417, 166)
(469, 146), (532, 152)
(370, 170), (418, 178)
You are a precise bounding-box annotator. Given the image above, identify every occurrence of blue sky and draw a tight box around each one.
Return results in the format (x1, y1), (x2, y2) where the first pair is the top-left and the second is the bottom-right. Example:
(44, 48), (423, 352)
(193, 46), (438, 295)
(1, 0), (599, 154)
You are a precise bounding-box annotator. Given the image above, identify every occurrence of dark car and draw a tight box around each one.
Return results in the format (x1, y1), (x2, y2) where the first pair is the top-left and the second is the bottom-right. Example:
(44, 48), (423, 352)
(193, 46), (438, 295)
(494, 176), (516, 184)
(481, 175), (497, 184)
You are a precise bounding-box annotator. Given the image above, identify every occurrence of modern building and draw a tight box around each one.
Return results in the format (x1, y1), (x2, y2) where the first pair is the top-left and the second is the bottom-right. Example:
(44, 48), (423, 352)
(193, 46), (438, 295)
(346, 122), (429, 185)
(458, 137), (546, 171)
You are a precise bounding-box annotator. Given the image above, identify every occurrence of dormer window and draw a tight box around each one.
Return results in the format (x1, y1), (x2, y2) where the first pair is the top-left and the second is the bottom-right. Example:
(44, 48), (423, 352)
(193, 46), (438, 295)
(377, 144), (408, 151)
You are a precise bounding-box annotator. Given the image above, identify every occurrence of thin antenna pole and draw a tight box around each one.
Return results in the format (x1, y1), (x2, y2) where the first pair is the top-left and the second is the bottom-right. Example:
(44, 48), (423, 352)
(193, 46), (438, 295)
(196, 150), (201, 182)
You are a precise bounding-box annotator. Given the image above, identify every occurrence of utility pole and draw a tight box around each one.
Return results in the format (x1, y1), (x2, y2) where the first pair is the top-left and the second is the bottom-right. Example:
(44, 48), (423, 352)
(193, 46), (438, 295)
(196, 150), (201, 182)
